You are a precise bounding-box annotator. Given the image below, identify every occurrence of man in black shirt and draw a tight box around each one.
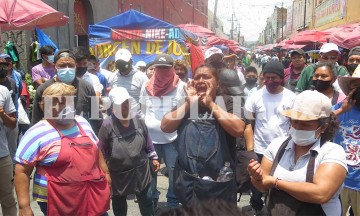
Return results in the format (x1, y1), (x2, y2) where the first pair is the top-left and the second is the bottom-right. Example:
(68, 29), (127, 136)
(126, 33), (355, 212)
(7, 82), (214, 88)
(31, 49), (103, 134)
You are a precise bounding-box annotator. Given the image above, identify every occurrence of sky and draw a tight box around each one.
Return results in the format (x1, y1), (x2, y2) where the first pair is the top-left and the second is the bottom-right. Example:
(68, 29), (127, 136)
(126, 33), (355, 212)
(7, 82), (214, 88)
(208, 0), (294, 42)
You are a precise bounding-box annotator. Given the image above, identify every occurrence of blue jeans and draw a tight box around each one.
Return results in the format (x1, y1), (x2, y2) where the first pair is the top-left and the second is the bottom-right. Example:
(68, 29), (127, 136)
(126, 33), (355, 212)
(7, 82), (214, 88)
(152, 142), (179, 208)
(37, 202), (109, 216)
(250, 153), (264, 211)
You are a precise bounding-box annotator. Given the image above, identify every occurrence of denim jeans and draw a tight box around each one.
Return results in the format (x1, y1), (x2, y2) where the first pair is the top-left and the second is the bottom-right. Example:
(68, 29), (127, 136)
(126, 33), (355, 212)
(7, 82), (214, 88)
(250, 153), (264, 211)
(37, 202), (109, 216)
(152, 142), (179, 208)
(112, 184), (153, 216)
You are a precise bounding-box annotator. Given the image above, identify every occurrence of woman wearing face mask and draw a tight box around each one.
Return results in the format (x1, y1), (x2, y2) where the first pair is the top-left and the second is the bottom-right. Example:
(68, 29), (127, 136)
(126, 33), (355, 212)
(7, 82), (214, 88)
(312, 62), (346, 105)
(247, 90), (347, 216)
(161, 64), (245, 205)
(14, 82), (110, 216)
(98, 87), (160, 216)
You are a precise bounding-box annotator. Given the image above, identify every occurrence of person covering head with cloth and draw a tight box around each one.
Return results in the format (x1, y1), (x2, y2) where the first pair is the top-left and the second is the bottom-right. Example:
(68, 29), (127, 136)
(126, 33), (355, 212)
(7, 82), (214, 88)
(14, 82), (110, 216)
(161, 64), (245, 205)
(333, 64), (360, 216)
(140, 53), (186, 208)
(98, 87), (160, 216)
(248, 90), (347, 216)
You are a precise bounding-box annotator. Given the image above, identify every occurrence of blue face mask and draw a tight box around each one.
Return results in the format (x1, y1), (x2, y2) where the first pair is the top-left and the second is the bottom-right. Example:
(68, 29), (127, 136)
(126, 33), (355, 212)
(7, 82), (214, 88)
(47, 55), (55, 64)
(57, 67), (76, 84)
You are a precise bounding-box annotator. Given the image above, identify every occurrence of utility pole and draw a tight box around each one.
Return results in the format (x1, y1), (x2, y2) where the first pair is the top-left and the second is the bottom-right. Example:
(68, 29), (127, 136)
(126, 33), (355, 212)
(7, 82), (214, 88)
(228, 13), (237, 40)
(213, 0), (218, 31)
(303, 0), (307, 31)
(237, 23), (241, 45)
(281, 2), (284, 41)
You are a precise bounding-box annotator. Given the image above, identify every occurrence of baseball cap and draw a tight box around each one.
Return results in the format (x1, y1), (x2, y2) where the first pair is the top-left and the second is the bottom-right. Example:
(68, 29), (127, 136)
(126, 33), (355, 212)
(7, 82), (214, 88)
(282, 90), (332, 121)
(204, 47), (224, 60)
(290, 49), (305, 57)
(109, 87), (133, 105)
(263, 61), (284, 78)
(320, 43), (340, 54)
(0, 54), (9, 65)
(153, 54), (174, 67)
(218, 69), (243, 95)
(115, 49), (132, 62)
(135, 61), (146, 68)
(348, 46), (360, 57)
(0, 53), (11, 59)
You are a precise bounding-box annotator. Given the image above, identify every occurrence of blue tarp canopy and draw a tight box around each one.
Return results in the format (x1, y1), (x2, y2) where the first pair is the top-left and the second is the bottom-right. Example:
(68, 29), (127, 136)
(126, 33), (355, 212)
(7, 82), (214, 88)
(89, 9), (198, 46)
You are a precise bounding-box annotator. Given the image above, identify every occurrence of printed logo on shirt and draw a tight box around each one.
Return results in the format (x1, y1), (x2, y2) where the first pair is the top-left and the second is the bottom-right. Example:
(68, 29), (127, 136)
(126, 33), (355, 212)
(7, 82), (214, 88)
(339, 122), (360, 169)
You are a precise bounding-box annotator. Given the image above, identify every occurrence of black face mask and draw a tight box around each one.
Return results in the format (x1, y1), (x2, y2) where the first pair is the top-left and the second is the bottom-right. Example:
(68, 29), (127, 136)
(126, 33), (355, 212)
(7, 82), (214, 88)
(312, 79), (332, 92)
(246, 77), (257, 85)
(347, 64), (359, 75)
(352, 88), (360, 108)
(116, 60), (131, 73)
(0, 68), (8, 79)
(76, 67), (87, 77)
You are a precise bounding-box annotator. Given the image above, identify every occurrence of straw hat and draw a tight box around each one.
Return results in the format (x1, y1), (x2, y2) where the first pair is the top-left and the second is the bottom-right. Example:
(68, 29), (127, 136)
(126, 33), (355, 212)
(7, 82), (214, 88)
(338, 64), (360, 95)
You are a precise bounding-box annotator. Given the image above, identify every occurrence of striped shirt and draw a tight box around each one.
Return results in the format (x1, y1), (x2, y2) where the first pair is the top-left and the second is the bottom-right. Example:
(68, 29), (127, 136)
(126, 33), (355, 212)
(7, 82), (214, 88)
(15, 116), (99, 202)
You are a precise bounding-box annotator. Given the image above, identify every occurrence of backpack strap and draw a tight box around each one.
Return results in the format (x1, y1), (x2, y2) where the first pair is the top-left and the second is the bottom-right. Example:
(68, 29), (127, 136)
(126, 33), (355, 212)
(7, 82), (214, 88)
(270, 137), (291, 176)
(306, 150), (318, 182)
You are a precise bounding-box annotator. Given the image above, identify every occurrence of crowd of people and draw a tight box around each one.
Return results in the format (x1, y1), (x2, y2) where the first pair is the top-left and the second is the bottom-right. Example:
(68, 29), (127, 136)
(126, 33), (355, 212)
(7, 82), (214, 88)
(0, 42), (359, 216)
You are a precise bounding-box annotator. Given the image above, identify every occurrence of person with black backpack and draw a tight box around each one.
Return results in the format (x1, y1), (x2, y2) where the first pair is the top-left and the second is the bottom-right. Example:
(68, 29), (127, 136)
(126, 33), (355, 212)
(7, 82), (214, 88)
(247, 90), (347, 216)
(98, 87), (160, 216)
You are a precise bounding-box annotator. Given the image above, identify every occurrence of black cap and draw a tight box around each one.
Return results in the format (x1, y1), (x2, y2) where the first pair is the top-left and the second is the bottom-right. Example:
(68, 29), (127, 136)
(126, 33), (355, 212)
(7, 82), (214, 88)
(291, 49), (305, 57)
(263, 61), (284, 78)
(349, 46), (360, 57)
(153, 54), (174, 67)
(218, 69), (243, 95)
(146, 61), (154, 69)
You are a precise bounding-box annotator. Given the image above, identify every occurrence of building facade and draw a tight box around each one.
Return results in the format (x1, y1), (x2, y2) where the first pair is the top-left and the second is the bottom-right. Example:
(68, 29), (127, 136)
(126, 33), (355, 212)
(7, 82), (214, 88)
(259, 7), (287, 44)
(118, 0), (208, 27)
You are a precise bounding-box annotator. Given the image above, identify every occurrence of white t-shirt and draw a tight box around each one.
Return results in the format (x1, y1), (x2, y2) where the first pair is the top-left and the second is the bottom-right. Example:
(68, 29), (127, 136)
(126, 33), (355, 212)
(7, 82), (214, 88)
(245, 87), (296, 154)
(109, 69), (149, 111)
(0, 86), (16, 158)
(139, 80), (186, 144)
(82, 72), (103, 94)
(264, 136), (348, 216)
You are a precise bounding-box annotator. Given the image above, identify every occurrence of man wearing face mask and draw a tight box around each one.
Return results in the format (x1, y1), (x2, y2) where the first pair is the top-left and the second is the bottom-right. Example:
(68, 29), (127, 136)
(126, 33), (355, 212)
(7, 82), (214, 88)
(243, 66), (259, 97)
(295, 43), (349, 93)
(346, 46), (360, 76)
(0, 56), (19, 164)
(31, 49), (102, 134)
(72, 47), (103, 97)
(31, 45), (56, 89)
(245, 61), (296, 213)
(284, 49), (306, 92)
(87, 55), (109, 96)
(108, 49), (148, 112)
(333, 64), (360, 216)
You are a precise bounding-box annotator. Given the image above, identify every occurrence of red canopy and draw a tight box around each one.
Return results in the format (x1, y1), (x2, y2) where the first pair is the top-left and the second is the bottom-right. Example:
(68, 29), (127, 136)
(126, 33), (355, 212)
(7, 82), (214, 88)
(289, 30), (331, 44)
(0, 0), (68, 31)
(178, 23), (215, 37)
(327, 23), (360, 49)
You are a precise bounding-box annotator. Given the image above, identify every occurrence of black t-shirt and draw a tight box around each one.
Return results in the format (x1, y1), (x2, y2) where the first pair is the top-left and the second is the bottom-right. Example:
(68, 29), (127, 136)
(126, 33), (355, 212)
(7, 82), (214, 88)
(0, 77), (17, 105)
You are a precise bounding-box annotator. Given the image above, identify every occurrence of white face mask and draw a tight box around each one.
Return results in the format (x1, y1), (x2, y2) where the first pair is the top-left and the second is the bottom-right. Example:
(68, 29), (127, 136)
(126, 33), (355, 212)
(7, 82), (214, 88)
(289, 126), (320, 146)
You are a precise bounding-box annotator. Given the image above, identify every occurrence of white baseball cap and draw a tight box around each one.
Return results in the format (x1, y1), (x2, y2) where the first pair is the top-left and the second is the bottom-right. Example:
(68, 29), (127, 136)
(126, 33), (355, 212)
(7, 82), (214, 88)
(320, 43), (340, 54)
(282, 90), (332, 121)
(109, 87), (133, 105)
(135, 61), (146, 68)
(204, 47), (224, 60)
(115, 49), (132, 62)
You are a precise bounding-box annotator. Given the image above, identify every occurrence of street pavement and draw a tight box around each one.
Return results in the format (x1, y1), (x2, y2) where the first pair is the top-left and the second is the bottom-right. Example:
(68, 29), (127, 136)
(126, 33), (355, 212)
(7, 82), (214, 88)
(1, 164), (265, 216)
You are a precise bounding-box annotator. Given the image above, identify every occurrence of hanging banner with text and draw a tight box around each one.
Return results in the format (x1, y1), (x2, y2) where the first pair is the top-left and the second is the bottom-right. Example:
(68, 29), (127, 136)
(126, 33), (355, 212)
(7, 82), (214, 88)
(90, 40), (187, 69)
(315, 0), (347, 27)
(111, 28), (183, 40)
